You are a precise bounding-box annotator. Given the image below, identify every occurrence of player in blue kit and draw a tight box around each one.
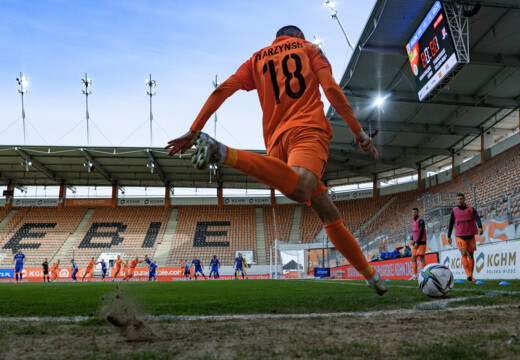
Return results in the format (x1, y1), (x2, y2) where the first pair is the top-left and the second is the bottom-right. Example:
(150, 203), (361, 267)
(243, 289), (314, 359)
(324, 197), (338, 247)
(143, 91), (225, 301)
(149, 261), (158, 281)
(191, 257), (207, 280)
(71, 259), (79, 282)
(144, 254), (152, 266)
(209, 255), (220, 279)
(100, 259), (108, 281)
(13, 249), (25, 283)
(234, 253), (248, 280)
(182, 260), (191, 280)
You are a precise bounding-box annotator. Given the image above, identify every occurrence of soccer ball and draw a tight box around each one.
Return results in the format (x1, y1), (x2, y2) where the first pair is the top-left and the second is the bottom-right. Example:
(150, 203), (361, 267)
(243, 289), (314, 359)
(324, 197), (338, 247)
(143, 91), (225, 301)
(418, 263), (454, 297)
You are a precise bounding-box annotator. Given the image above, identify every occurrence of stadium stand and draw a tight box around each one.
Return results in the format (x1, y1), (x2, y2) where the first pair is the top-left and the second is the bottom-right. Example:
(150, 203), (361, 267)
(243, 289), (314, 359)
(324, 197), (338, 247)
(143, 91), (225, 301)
(61, 206), (170, 267)
(362, 144), (520, 252)
(263, 204), (295, 261)
(0, 207), (88, 268)
(166, 205), (256, 266)
(299, 196), (392, 243)
(0, 208), (10, 223)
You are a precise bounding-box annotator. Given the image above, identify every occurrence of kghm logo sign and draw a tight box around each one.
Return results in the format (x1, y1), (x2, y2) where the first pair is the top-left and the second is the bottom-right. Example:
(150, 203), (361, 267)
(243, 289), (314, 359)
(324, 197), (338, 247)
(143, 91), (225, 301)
(443, 256), (450, 267)
(475, 251), (485, 273)
(475, 250), (517, 274)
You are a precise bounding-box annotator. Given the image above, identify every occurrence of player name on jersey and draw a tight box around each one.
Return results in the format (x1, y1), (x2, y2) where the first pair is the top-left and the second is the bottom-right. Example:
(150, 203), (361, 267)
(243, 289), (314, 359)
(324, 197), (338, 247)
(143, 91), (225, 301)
(254, 41), (304, 63)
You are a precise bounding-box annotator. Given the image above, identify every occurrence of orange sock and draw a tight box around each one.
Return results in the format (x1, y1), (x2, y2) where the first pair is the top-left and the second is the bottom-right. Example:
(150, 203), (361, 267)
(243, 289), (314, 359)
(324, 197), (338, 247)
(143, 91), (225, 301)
(412, 262), (418, 275)
(461, 257), (471, 278)
(468, 257), (474, 277)
(224, 148), (299, 196)
(324, 219), (375, 279)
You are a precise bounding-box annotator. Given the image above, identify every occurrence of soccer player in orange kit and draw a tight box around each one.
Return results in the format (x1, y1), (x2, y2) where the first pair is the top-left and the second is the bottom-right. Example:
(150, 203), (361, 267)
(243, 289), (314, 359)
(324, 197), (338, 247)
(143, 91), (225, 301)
(112, 255), (123, 281)
(165, 25), (386, 295)
(82, 257), (96, 282)
(124, 257), (143, 281)
(50, 259), (60, 281)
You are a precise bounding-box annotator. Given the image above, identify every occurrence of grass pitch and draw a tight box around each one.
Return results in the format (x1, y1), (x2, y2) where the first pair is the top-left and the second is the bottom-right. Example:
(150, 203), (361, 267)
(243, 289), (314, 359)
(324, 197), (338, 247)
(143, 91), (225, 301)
(0, 279), (519, 359)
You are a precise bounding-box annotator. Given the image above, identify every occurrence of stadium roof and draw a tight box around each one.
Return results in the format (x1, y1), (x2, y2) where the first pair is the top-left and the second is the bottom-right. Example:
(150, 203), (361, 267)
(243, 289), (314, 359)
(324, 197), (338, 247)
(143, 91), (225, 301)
(0, 0), (519, 189)
(326, 0), (520, 186)
(0, 146), (267, 188)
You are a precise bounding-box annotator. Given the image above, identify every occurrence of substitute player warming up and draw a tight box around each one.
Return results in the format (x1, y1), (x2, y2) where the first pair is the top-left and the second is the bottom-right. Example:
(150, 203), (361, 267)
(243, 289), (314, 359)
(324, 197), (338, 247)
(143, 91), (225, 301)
(410, 207), (427, 280)
(447, 193), (483, 282)
(166, 25), (386, 295)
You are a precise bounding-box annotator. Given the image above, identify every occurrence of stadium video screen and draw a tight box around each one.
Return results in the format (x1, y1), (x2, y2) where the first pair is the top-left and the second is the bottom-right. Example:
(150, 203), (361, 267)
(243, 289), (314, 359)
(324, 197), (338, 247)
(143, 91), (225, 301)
(406, 1), (458, 101)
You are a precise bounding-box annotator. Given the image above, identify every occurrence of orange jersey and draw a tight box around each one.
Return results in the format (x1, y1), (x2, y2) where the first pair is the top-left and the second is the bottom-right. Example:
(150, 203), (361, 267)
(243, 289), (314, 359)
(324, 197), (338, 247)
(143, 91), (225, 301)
(130, 259), (139, 269)
(233, 36), (332, 152)
(115, 259), (123, 269)
(87, 260), (95, 269)
(124, 263), (129, 271)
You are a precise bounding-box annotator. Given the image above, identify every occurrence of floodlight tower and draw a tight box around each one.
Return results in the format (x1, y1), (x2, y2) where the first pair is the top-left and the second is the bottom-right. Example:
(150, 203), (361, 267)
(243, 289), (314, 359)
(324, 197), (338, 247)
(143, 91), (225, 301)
(146, 74), (156, 147)
(211, 75), (221, 139)
(16, 72), (28, 144)
(324, 0), (355, 52)
(81, 73), (92, 146)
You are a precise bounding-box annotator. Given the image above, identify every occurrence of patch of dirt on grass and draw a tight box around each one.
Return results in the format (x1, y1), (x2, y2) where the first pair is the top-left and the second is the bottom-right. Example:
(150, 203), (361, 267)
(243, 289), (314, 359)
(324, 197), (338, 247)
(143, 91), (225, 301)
(99, 286), (157, 342)
(0, 307), (519, 359)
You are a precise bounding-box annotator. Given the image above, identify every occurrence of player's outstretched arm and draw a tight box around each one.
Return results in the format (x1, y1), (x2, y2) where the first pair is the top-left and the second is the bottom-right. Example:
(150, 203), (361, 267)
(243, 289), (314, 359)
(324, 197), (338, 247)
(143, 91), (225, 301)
(315, 67), (378, 159)
(165, 76), (243, 156)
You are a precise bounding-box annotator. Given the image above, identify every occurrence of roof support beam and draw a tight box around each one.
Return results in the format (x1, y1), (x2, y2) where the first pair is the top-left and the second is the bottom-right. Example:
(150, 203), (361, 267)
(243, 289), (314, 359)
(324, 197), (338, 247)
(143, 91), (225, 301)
(0, 174), (10, 185)
(471, 52), (520, 68)
(146, 150), (168, 186)
(329, 142), (451, 156)
(80, 149), (115, 185)
(342, 88), (518, 109)
(330, 118), (481, 136)
(329, 149), (419, 170)
(456, 0), (520, 9)
(327, 155), (375, 177)
(14, 148), (62, 184)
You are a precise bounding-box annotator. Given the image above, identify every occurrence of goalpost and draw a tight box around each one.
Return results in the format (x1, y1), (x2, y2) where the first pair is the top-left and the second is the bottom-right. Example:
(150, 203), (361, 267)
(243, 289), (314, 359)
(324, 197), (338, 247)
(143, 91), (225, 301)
(270, 241), (337, 279)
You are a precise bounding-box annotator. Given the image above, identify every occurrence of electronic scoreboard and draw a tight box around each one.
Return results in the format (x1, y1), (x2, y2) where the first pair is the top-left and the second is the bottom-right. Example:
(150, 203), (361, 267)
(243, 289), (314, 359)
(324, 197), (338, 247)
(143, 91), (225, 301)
(406, 1), (459, 101)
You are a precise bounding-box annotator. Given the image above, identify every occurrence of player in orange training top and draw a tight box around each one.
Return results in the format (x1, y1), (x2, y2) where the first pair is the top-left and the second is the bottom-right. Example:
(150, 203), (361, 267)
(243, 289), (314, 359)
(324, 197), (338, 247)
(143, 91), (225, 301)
(124, 257), (143, 281)
(166, 25), (386, 295)
(112, 255), (124, 281)
(82, 257), (96, 282)
(50, 259), (60, 281)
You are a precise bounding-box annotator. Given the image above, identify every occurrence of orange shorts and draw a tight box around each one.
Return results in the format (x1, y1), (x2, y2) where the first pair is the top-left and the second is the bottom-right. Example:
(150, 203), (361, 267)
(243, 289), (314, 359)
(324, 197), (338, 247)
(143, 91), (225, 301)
(412, 244), (426, 256)
(269, 127), (330, 181)
(456, 236), (476, 252)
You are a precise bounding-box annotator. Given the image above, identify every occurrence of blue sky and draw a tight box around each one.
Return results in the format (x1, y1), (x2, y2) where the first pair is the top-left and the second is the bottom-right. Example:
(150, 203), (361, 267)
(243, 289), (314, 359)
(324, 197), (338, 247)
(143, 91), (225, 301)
(0, 0), (375, 150)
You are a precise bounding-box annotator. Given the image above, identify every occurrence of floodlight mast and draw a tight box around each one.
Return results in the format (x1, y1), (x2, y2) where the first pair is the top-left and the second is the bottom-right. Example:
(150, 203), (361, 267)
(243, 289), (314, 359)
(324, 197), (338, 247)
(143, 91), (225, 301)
(211, 75), (220, 139)
(16, 72), (28, 144)
(81, 73), (92, 146)
(146, 74), (157, 147)
(323, 0), (355, 52)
